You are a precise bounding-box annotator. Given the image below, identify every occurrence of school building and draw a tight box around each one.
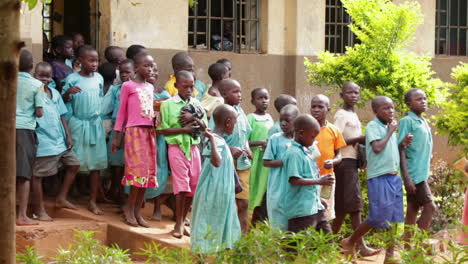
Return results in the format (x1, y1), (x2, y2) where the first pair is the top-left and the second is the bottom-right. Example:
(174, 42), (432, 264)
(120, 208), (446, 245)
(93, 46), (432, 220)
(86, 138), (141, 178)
(19, 0), (467, 161)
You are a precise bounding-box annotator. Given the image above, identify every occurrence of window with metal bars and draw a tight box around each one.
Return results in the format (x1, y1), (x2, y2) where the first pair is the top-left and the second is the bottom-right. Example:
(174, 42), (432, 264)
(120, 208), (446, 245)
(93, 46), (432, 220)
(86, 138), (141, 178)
(188, 0), (260, 52)
(435, 0), (467, 56)
(42, 1), (53, 42)
(325, 0), (358, 53)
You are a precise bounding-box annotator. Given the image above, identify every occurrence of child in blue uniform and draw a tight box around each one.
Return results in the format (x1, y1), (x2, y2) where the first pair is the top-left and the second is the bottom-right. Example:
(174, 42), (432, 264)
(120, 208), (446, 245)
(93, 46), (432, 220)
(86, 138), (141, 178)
(32, 62), (81, 221)
(284, 114), (334, 233)
(342, 96), (413, 263)
(191, 104), (241, 254)
(16, 50), (44, 226)
(264, 104), (299, 231)
(62, 45), (107, 215)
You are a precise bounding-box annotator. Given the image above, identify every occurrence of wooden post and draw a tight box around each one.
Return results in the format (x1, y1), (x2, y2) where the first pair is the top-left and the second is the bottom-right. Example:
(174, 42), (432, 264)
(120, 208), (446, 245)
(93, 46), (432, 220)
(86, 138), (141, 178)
(0, 1), (22, 263)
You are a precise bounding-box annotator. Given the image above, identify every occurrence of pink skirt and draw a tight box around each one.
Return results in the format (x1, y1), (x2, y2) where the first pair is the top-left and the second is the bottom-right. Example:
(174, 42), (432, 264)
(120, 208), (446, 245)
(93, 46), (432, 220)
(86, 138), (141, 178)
(121, 126), (158, 188)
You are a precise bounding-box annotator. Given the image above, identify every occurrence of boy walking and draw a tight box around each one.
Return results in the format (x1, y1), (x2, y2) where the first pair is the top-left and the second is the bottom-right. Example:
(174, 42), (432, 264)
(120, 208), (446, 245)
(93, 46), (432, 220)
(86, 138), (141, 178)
(342, 96), (412, 263)
(16, 50), (44, 225)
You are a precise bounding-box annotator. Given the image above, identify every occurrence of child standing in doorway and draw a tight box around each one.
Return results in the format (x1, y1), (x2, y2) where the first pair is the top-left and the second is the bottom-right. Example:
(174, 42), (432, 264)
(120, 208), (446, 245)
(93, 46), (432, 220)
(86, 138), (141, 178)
(62, 45), (108, 215)
(50, 35), (74, 93)
(247, 88), (274, 224)
(112, 52), (158, 227)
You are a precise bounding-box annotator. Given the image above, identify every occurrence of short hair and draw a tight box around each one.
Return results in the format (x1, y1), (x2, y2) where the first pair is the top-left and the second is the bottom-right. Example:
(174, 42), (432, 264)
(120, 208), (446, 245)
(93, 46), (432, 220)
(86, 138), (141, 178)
(119, 58), (134, 68)
(294, 114), (320, 132)
(251, 87), (268, 99)
(341, 81), (359, 92)
(212, 104), (237, 126)
(175, 70), (194, 82)
(51, 35), (72, 51)
(171, 52), (193, 71)
(104, 46), (124, 62)
(311, 94), (330, 107)
(216, 58), (232, 69)
(19, 49), (33, 72)
(34, 61), (52, 72)
(126, 44), (146, 60)
(133, 51), (150, 65)
(280, 104), (299, 117)
(208, 63), (228, 82)
(371, 96), (393, 110)
(77, 45), (97, 58)
(70, 32), (83, 39)
(218, 79), (241, 94)
(98, 62), (116, 83)
(404, 88), (424, 103)
(274, 94), (297, 112)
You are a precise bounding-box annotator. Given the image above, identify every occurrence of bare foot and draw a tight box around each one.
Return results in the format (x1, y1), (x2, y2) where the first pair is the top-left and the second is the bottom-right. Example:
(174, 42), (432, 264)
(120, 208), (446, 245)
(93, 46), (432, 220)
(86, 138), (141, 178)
(172, 223), (184, 239)
(341, 238), (356, 260)
(136, 215), (150, 228)
(184, 219), (190, 227)
(358, 245), (381, 257)
(88, 201), (103, 215)
(16, 216), (38, 226)
(183, 227), (190, 237)
(122, 206), (138, 227)
(149, 212), (162, 221)
(172, 230), (183, 239)
(36, 211), (53, 222)
(384, 247), (399, 264)
(56, 198), (78, 210)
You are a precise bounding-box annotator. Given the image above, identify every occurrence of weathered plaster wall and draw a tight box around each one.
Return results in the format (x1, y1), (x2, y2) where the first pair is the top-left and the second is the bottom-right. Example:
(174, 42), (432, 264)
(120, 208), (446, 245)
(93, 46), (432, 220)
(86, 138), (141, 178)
(19, 3), (43, 64)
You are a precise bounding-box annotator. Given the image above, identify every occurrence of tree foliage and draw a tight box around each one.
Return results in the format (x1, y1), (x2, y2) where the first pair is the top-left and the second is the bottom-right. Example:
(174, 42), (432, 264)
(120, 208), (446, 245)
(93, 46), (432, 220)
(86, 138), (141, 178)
(434, 63), (468, 152)
(304, 0), (447, 115)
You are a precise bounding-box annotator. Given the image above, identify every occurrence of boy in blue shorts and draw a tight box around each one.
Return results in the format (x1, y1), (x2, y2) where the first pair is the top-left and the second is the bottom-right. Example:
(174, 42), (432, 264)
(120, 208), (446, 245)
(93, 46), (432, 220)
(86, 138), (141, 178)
(399, 89), (436, 237)
(16, 50), (44, 225)
(32, 62), (81, 221)
(284, 114), (334, 233)
(342, 96), (412, 263)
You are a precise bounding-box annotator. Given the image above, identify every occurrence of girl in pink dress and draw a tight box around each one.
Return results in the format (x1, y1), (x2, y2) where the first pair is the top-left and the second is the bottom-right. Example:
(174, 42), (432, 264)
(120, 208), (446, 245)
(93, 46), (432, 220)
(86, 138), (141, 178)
(112, 52), (158, 227)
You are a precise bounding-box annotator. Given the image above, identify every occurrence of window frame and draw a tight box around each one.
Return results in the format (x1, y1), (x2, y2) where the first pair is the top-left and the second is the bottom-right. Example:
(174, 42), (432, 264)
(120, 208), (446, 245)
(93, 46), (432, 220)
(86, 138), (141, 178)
(435, 0), (468, 56)
(325, 0), (357, 54)
(188, 0), (261, 53)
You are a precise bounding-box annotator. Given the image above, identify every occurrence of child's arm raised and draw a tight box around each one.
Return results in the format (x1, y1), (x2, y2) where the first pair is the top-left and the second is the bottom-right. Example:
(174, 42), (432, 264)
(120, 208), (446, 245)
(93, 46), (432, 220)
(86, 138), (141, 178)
(370, 120), (398, 154)
(204, 131), (221, 167)
(289, 174), (334, 186)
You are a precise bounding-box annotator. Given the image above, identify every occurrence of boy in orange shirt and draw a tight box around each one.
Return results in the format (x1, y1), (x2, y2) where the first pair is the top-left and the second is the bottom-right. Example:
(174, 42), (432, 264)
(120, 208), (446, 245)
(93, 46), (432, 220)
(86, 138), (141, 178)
(310, 94), (346, 223)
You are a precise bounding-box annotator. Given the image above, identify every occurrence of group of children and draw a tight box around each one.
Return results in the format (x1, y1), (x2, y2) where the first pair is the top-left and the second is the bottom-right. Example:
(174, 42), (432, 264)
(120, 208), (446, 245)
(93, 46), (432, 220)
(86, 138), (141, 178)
(17, 35), (438, 262)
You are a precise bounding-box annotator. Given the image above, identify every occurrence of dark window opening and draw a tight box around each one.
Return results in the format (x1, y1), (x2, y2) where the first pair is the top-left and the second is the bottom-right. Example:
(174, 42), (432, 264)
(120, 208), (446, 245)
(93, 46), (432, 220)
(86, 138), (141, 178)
(325, 0), (358, 53)
(435, 0), (467, 56)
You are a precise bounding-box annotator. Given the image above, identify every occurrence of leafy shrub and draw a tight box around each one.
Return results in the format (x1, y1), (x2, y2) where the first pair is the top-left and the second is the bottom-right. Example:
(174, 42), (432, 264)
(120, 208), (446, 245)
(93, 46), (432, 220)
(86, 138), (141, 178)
(304, 0), (447, 115)
(16, 246), (46, 264)
(434, 63), (468, 153)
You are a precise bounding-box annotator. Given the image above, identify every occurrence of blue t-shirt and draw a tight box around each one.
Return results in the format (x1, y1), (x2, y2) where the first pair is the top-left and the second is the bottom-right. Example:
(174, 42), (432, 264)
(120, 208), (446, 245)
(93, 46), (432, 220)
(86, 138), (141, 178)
(209, 105), (252, 150)
(366, 118), (400, 179)
(398, 111), (433, 184)
(16, 72), (44, 130)
(36, 87), (68, 157)
(285, 141), (324, 219)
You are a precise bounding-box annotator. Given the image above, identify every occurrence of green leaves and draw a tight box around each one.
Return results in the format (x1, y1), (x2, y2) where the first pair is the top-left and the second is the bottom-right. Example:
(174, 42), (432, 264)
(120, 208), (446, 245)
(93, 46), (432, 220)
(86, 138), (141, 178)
(305, 0), (447, 116)
(22, 0), (51, 10)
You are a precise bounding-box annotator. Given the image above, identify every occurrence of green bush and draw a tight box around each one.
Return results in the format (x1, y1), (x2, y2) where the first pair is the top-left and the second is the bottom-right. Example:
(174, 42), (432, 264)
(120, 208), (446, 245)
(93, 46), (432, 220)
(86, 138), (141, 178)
(304, 0), (447, 115)
(434, 63), (468, 153)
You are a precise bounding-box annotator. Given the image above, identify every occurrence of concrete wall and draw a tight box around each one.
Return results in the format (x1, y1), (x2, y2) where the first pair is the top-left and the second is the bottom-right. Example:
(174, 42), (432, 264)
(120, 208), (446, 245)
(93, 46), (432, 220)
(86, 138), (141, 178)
(19, 3), (43, 64)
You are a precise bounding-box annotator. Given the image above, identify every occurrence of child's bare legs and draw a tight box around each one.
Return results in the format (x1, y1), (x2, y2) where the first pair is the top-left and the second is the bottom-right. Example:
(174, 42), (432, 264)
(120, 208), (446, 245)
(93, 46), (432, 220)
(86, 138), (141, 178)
(402, 200), (436, 243)
(88, 170), (103, 215)
(173, 192), (189, 238)
(16, 178), (37, 225)
(134, 188), (149, 227)
(341, 222), (373, 259)
(333, 212), (379, 256)
(182, 196), (192, 236)
(56, 165), (79, 209)
(150, 194), (169, 221)
(108, 166), (124, 203)
(31, 176), (52, 221)
(236, 198), (249, 233)
(123, 186), (138, 226)
(418, 201), (436, 229)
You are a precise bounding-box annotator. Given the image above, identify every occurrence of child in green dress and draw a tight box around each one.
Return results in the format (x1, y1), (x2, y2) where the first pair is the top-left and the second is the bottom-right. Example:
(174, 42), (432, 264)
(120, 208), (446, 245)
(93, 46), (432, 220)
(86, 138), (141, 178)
(191, 104), (241, 253)
(247, 88), (274, 224)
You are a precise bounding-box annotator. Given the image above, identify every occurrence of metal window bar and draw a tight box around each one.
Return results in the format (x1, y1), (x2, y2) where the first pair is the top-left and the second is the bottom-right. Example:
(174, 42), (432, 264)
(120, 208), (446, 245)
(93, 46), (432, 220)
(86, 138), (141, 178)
(325, 0), (357, 54)
(188, 0), (259, 52)
(42, 2), (52, 41)
(435, 0), (468, 56)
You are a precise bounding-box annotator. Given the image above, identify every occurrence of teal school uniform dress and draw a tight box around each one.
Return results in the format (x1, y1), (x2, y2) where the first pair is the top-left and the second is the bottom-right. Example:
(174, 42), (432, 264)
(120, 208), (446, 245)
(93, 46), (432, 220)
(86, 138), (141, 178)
(191, 134), (241, 254)
(145, 90), (172, 199)
(284, 141), (324, 220)
(102, 83), (125, 167)
(36, 87), (68, 157)
(263, 132), (294, 231)
(268, 120), (281, 138)
(397, 111), (433, 184)
(195, 80), (207, 101)
(364, 118), (403, 228)
(62, 72), (108, 172)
